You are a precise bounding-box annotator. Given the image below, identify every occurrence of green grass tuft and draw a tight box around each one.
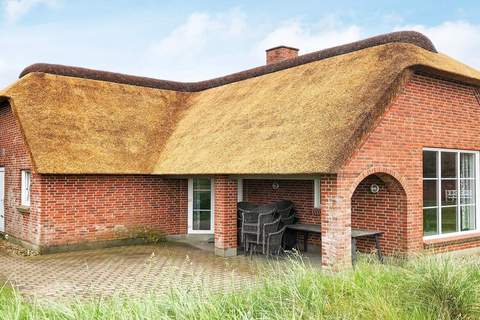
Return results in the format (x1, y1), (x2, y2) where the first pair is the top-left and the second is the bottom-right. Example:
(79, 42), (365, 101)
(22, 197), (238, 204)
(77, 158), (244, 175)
(1, 254), (480, 319)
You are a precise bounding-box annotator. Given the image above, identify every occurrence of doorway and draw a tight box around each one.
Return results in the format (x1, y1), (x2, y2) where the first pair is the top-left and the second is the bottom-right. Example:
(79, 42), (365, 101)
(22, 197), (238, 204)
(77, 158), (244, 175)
(188, 178), (214, 234)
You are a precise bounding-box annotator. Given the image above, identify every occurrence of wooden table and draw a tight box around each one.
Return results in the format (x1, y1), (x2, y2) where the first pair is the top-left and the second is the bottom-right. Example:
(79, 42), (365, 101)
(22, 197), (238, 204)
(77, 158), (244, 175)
(285, 224), (320, 252)
(285, 224), (384, 264)
(351, 229), (384, 264)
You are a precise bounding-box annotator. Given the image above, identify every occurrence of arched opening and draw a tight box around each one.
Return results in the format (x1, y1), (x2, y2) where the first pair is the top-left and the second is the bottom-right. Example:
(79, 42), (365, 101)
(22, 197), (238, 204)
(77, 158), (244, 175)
(351, 173), (408, 255)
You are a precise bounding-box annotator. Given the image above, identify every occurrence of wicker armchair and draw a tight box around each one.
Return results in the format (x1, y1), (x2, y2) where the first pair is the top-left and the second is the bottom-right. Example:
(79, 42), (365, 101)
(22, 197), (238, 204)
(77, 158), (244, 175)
(238, 201), (258, 211)
(242, 205), (276, 255)
(262, 218), (281, 254)
(238, 202), (258, 217)
(241, 210), (261, 248)
(275, 200), (293, 215)
(266, 226), (288, 256)
(237, 202), (258, 230)
(245, 217), (280, 256)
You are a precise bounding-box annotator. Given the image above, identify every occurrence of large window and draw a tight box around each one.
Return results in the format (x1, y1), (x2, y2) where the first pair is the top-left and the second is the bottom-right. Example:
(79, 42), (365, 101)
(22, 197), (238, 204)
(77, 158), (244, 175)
(423, 149), (478, 237)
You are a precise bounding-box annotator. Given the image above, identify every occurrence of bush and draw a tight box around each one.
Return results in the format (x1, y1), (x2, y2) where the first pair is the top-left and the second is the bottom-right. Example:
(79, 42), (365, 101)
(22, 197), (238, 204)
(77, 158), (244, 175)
(402, 256), (480, 320)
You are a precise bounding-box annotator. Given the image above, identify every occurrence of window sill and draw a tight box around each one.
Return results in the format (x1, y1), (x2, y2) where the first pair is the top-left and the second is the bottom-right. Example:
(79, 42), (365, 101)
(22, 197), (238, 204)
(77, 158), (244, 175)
(424, 231), (480, 245)
(16, 206), (30, 214)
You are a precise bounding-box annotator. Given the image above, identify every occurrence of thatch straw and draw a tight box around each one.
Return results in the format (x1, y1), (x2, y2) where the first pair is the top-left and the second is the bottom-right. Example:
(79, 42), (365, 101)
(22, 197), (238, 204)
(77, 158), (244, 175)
(2, 73), (189, 174)
(19, 31), (436, 92)
(153, 43), (480, 175)
(2, 39), (480, 175)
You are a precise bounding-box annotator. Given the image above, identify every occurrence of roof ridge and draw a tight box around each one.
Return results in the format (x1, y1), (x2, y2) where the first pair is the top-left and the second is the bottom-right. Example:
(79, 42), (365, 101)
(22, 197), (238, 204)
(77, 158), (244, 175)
(19, 31), (436, 92)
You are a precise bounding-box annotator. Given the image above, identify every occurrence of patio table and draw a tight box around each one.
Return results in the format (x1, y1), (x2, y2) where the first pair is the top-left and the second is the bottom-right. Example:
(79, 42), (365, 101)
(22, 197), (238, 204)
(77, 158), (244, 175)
(285, 224), (384, 264)
(285, 224), (320, 252)
(351, 229), (384, 264)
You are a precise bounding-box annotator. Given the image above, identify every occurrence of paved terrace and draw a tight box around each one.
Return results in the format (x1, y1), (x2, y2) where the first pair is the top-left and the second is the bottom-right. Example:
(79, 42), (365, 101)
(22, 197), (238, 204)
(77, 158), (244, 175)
(0, 242), (265, 300)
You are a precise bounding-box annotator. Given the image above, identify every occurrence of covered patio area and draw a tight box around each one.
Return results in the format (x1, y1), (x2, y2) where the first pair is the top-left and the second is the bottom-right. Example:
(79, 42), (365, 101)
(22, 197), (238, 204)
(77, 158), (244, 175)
(207, 173), (407, 268)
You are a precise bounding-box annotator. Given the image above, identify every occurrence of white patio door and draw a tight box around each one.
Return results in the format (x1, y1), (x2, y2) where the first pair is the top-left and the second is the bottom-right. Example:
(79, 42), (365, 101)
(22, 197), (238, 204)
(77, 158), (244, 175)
(188, 178), (214, 234)
(0, 168), (5, 233)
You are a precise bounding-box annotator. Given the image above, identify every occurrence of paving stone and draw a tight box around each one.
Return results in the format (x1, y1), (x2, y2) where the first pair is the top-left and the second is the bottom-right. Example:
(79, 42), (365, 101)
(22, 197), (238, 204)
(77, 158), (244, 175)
(0, 243), (263, 301)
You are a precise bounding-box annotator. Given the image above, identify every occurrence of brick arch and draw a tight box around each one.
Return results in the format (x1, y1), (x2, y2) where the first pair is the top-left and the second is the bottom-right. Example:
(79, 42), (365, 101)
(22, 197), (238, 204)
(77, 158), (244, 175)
(350, 170), (408, 255)
(347, 166), (410, 200)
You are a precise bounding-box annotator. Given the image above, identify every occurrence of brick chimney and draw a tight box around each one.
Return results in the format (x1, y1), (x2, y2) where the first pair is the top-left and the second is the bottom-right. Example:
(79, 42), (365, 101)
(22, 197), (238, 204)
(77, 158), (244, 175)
(266, 45), (299, 65)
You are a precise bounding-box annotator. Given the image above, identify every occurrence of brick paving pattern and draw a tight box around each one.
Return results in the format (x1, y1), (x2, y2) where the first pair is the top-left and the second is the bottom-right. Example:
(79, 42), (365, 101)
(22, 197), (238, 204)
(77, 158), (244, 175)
(0, 243), (261, 300)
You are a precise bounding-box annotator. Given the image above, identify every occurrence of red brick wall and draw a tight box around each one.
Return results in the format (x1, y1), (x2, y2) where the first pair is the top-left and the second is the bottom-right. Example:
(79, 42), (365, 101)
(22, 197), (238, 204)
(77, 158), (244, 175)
(339, 72), (480, 255)
(214, 176), (237, 251)
(351, 174), (407, 255)
(320, 174), (352, 268)
(0, 103), (41, 245)
(39, 175), (187, 247)
(424, 234), (480, 253)
(244, 179), (318, 223)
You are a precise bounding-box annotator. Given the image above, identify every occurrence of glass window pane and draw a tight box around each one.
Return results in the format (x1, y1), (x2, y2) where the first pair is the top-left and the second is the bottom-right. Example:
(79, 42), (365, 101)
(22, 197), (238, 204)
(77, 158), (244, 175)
(193, 210), (211, 230)
(441, 179), (457, 206)
(460, 179), (476, 205)
(423, 151), (437, 178)
(441, 207), (457, 234)
(193, 178), (211, 190)
(461, 205), (476, 231)
(441, 152), (457, 178)
(423, 208), (438, 236)
(460, 153), (475, 178)
(423, 180), (437, 207)
(194, 191), (211, 210)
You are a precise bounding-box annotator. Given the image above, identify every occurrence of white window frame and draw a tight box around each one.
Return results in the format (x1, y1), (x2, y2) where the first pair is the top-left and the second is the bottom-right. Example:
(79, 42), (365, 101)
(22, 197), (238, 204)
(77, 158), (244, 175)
(314, 178), (321, 209)
(423, 148), (480, 240)
(187, 178), (215, 234)
(237, 178), (243, 202)
(21, 170), (31, 207)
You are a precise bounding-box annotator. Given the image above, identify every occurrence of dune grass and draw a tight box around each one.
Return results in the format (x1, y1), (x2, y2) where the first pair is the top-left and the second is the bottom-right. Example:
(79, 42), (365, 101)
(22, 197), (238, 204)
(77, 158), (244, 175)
(1, 254), (480, 319)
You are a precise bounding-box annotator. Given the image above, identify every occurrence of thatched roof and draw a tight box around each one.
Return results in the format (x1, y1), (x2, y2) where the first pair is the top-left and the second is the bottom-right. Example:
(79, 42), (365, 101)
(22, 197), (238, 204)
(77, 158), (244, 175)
(2, 74), (189, 174)
(2, 31), (480, 175)
(20, 31), (437, 92)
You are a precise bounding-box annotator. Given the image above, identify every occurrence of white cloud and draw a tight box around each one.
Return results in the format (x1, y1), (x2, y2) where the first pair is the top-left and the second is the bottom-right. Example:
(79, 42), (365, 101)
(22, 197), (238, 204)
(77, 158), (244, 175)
(137, 8), (256, 81)
(1, 5), (479, 92)
(146, 11), (363, 81)
(256, 20), (362, 58)
(0, 11), (365, 87)
(3, 0), (57, 23)
(396, 21), (480, 69)
(150, 8), (247, 58)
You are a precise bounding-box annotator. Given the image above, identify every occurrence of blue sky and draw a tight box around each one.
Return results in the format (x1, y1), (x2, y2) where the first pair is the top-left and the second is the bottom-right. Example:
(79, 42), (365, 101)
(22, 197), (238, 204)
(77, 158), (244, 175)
(0, 1), (479, 87)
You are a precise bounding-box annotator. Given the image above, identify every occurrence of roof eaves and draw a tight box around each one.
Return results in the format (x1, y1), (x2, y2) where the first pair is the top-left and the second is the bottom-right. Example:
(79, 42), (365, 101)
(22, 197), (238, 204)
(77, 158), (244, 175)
(410, 64), (480, 87)
(0, 95), (39, 174)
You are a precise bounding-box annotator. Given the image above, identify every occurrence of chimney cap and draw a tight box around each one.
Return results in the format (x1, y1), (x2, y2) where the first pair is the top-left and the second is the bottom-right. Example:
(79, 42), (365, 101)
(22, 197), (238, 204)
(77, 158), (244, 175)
(265, 45), (299, 52)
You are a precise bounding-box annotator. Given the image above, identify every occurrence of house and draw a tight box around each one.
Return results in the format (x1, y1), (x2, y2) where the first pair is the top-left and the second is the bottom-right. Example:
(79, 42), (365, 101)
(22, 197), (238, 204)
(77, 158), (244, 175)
(1, 31), (480, 269)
